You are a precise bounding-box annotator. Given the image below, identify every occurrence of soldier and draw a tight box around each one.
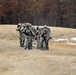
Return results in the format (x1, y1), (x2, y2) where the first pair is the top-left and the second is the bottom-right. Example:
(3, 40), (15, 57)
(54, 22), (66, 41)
(27, 23), (36, 48)
(40, 25), (52, 50)
(23, 23), (35, 49)
(29, 24), (36, 47)
(35, 27), (41, 49)
(16, 23), (25, 47)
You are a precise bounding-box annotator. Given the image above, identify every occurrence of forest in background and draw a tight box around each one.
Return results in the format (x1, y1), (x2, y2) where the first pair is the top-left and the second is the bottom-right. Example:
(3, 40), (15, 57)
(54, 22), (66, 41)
(0, 0), (76, 28)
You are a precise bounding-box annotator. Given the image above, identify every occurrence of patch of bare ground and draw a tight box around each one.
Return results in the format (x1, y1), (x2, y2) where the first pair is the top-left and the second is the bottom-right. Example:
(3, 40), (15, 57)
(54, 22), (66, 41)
(0, 25), (76, 75)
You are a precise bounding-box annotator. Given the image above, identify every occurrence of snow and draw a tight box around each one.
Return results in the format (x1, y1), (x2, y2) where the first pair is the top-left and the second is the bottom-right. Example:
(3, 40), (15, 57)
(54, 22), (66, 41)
(71, 37), (76, 41)
(54, 38), (68, 42)
(66, 43), (76, 45)
(52, 37), (76, 45)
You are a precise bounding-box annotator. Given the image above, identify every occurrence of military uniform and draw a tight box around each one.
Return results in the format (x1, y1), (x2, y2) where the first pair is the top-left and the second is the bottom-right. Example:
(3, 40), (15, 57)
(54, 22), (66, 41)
(40, 25), (52, 50)
(23, 23), (35, 49)
(35, 27), (41, 49)
(16, 23), (25, 47)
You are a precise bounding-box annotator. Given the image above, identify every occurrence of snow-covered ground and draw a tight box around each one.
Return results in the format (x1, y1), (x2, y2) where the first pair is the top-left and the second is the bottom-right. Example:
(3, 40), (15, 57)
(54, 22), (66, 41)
(71, 37), (76, 41)
(53, 37), (76, 45)
(65, 43), (76, 45)
(54, 38), (68, 42)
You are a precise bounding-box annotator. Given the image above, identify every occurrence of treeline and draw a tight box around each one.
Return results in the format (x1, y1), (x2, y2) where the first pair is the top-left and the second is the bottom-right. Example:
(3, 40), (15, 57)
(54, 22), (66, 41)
(0, 0), (76, 28)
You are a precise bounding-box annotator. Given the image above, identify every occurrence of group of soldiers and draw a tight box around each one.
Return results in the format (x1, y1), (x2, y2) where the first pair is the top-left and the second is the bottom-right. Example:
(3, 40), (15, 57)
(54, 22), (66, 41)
(16, 23), (52, 50)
